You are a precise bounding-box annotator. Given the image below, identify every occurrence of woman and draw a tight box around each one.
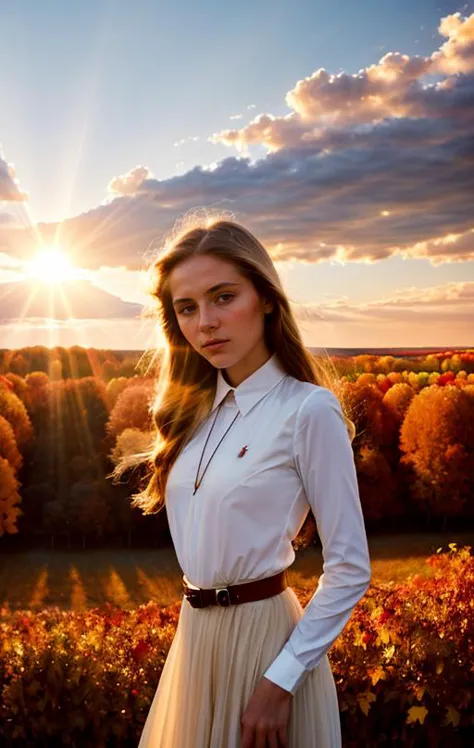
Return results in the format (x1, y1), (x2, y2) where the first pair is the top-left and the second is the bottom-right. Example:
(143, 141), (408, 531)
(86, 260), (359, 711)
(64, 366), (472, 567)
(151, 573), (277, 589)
(114, 214), (371, 748)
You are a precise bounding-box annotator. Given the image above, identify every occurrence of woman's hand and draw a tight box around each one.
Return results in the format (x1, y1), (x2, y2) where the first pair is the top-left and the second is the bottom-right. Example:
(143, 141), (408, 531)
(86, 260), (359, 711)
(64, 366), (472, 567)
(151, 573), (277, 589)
(240, 675), (293, 748)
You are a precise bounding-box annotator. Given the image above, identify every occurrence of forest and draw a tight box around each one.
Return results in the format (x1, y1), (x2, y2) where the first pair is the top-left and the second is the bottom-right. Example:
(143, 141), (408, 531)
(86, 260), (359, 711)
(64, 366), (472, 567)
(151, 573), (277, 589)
(1, 345), (474, 550)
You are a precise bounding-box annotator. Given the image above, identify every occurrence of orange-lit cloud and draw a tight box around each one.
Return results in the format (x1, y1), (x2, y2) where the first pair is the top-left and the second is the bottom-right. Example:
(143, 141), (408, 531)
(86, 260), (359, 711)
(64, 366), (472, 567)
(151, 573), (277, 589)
(211, 13), (474, 152)
(1, 13), (473, 274)
(296, 280), (474, 326)
(431, 11), (474, 75)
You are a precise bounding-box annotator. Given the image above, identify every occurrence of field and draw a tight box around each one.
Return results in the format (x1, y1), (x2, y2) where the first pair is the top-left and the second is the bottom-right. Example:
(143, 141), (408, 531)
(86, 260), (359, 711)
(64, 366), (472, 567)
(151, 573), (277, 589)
(1, 531), (473, 612)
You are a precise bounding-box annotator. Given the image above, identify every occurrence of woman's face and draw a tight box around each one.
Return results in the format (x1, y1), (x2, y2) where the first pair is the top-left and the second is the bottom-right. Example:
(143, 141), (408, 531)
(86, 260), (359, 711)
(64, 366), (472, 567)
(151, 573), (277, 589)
(169, 254), (273, 382)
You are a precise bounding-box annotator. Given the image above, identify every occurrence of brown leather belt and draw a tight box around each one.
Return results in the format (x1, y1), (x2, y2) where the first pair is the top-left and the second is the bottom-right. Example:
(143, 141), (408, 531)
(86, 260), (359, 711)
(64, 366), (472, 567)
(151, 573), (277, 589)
(182, 569), (288, 608)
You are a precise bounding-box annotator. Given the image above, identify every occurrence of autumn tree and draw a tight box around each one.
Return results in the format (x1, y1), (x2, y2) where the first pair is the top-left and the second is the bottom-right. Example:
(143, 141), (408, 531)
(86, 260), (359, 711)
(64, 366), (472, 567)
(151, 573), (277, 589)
(102, 359), (119, 381)
(75, 377), (110, 447)
(355, 444), (400, 522)
(0, 386), (34, 450)
(339, 381), (399, 522)
(4, 372), (28, 401)
(0, 415), (22, 472)
(8, 352), (28, 376)
(0, 457), (23, 536)
(105, 377), (128, 409)
(111, 427), (155, 464)
(383, 383), (415, 426)
(23, 371), (51, 424)
(400, 385), (474, 529)
(339, 381), (398, 450)
(107, 381), (154, 438)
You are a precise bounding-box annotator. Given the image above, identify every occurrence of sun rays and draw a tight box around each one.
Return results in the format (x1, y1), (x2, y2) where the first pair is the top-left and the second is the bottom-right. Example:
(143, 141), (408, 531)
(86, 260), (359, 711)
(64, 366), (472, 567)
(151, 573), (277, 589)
(24, 245), (79, 284)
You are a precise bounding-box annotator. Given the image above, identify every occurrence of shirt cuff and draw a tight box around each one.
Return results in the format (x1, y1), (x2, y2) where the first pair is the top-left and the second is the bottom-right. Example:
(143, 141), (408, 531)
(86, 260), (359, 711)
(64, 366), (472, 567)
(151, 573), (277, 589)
(262, 646), (309, 696)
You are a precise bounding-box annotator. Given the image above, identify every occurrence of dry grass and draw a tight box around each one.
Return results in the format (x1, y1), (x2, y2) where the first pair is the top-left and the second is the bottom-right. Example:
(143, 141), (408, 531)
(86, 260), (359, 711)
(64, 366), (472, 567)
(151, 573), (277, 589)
(0, 531), (472, 612)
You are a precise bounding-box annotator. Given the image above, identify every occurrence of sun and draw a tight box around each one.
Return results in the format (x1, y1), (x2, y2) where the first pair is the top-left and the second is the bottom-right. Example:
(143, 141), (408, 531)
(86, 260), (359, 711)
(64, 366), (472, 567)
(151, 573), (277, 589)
(24, 246), (78, 284)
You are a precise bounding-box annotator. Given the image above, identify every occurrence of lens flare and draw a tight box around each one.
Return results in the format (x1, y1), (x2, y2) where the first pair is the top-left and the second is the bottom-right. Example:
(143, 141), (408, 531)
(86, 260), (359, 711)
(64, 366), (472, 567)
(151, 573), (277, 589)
(25, 246), (78, 284)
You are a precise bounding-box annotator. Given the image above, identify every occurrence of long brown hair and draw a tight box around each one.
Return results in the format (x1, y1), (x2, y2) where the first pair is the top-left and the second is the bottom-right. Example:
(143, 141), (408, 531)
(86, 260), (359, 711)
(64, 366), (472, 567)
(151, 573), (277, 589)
(110, 210), (355, 515)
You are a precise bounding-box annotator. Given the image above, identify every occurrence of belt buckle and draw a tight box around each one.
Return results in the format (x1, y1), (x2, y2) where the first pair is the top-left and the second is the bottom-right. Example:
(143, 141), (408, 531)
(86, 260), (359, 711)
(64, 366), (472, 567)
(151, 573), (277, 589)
(215, 586), (231, 607)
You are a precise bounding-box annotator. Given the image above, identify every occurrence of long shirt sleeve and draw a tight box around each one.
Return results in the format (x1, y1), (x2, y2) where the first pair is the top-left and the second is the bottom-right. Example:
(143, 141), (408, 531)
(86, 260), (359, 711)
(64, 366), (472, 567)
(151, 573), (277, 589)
(262, 388), (372, 696)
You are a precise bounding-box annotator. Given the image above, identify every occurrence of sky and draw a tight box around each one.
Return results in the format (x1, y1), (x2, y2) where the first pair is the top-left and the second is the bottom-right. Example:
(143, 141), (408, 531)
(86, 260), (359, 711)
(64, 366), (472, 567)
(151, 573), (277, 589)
(0, 0), (473, 350)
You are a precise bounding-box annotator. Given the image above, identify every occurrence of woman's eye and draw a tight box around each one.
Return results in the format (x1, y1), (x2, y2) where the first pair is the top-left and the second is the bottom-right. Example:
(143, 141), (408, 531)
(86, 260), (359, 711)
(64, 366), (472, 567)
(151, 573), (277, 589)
(178, 293), (234, 316)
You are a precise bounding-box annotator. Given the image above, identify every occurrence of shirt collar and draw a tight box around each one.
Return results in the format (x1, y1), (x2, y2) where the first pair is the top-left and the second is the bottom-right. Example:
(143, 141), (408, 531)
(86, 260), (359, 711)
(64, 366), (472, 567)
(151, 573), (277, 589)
(211, 352), (288, 417)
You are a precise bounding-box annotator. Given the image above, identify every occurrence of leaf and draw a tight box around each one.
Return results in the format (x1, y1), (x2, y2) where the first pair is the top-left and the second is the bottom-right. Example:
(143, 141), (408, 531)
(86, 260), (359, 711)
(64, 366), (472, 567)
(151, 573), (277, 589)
(406, 705), (428, 725)
(443, 705), (460, 727)
(352, 625), (367, 649)
(368, 666), (386, 686)
(356, 690), (377, 716)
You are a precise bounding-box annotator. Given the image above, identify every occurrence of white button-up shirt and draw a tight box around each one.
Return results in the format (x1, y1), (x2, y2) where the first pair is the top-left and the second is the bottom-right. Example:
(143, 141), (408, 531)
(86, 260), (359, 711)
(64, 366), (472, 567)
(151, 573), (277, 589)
(165, 352), (371, 695)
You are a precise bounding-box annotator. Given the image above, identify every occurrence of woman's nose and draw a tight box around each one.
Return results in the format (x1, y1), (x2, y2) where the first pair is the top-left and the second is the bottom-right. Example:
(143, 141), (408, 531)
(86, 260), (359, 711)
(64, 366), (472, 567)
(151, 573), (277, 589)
(199, 307), (219, 329)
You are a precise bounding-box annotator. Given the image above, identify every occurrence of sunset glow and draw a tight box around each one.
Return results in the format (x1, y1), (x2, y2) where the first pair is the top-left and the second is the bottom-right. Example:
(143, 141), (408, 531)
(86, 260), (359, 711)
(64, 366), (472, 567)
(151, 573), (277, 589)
(0, 4), (472, 349)
(24, 247), (78, 284)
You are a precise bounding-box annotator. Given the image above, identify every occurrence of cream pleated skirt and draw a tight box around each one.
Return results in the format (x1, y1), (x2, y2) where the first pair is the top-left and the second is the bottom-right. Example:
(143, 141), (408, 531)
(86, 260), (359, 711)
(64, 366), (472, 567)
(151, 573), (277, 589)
(138, 585), (342, 747)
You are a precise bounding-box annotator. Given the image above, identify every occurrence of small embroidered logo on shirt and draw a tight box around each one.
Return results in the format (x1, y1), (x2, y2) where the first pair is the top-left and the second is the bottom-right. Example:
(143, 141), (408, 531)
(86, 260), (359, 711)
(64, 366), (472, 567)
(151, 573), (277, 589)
(238, 446), (248, 458)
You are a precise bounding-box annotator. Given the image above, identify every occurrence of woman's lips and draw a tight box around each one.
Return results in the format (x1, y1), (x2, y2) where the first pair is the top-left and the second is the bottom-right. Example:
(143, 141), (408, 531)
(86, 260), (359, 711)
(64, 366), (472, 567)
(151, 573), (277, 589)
(204, 340), (228, 350)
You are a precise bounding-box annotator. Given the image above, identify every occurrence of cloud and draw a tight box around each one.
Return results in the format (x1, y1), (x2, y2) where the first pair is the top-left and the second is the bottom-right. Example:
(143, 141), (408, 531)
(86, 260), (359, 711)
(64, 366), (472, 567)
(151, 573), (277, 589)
(107, 165), (153, 196)
(2, 279), (471, 350)
(1, 12), (473, 272)
(211, 13), (474, 153)
(173, 136), (200, 147)
(0, 278), (143, 321)
(431, 11), (474, 75)
(3, 123), (473, 270)
(294, 280), (474, 326)
(0, 154), (28, 201)
(400, 228), (474, 265)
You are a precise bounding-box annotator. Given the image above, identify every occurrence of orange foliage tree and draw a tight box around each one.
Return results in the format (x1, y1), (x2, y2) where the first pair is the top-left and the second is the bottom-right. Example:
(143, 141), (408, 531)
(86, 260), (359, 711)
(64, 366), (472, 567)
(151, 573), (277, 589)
(4, 372), (28, 401)
(0, 457), (23, 535)
(0, 416), (22, 473)
(107, 381), (155, 438)
(0, 386), (34, 450)
(400, 385), (474, 528)
(339, 381), (400, 523)
(383, 383), (415, 426)
(23, 371), (51, 423)
(105, 377), (129, 409)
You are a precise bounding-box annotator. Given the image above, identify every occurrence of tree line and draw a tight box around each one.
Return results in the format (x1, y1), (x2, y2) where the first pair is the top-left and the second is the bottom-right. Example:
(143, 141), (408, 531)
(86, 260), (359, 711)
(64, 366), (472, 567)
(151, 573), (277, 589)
(1, 346), (473, 549)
